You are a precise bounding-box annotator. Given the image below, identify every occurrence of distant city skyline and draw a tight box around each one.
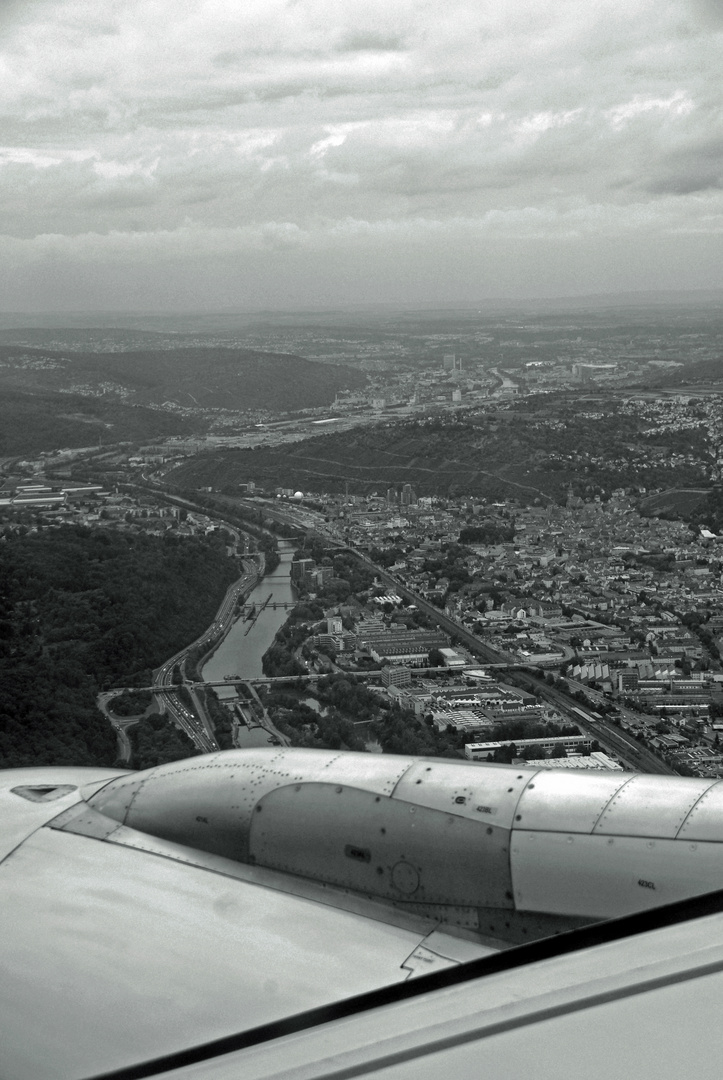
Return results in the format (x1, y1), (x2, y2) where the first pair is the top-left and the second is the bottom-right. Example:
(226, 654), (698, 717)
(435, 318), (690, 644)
(0, 0), (721, 311)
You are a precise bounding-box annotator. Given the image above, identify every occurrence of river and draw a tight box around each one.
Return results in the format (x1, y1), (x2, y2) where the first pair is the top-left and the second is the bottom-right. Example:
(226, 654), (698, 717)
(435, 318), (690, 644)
(201, 542), (297, 747)
(202, 542), (297, 690)
(200, 542), (380, 753)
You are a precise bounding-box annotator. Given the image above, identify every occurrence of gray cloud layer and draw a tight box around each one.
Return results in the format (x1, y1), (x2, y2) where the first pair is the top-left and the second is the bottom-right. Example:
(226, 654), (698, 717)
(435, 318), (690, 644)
(0, 0), (721, 308)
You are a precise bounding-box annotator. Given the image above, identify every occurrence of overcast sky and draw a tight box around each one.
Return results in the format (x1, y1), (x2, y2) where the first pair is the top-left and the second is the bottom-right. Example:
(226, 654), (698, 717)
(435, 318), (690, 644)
(0, 0), (721, 310)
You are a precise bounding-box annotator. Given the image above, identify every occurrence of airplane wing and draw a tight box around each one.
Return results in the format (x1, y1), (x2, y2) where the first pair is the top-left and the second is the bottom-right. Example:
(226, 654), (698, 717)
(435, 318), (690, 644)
(2, 748), (723, 1079)
(0, 757), (495, 1080)
(120, 886), (723, 1080)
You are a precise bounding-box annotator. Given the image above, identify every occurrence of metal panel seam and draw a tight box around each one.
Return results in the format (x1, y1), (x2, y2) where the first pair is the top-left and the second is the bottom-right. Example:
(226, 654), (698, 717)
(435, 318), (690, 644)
(674, 778), (723, 839)
(121, 775), (153, 826)
(0, 800), (83, 867)
(81, 775), (126, 802)
(0, 828), (53, 868)
(388, 762), (417, 800)
(505, 825), (723, 841)
(590, 774), (635, 832)
(507, 770), (541, 906)
(506, 769), (544, 828)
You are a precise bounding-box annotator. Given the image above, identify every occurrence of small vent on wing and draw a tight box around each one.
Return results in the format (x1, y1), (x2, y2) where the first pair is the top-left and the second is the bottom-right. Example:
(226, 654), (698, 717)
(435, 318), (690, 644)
(11, 785), (77, 803)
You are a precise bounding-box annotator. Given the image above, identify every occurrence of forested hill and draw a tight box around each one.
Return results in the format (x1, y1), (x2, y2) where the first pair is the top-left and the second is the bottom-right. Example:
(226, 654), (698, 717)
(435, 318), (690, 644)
(0, 345), (367, 412)
(0, 387), (194, 456)
(0, 526), (238, 769)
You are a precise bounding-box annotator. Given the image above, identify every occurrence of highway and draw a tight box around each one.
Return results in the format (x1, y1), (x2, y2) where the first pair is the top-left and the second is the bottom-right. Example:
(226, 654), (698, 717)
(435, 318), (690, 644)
(124, 558), (263, 756)
(156, 558), (263, 750)
(152, 649), (217, 754)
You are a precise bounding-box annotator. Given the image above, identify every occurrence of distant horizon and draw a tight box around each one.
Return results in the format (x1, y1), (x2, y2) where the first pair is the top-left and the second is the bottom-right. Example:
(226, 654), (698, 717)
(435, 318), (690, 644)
(1, 286), (722, 325)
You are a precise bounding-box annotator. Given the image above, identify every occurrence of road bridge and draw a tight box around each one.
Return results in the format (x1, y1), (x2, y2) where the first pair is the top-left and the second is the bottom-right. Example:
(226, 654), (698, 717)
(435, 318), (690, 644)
(240, 601), (296, 612)
(104, 663), (545, 696)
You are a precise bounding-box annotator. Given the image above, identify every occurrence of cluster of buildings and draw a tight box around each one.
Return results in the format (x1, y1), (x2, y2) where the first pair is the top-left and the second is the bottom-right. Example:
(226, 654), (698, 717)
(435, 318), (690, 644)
(0, 481), (106, 510)
(306, 608), (448, 664)
(357, 622), (447, 663)
(382, 676), (543, 734)
(289, 564), (613, 765)
(291, 557), (335, 591)
(0, 478), (233, 546)
(290, 578), (617, 768)
(274, 477), (723, 772)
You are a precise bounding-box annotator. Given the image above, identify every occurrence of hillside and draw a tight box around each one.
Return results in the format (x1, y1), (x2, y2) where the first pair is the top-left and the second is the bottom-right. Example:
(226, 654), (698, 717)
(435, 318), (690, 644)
(166, 401), (712, 504)
(639, 488), (710, 519)
(0, 526), (238, 768)
(646, 356), (723, 388)
(0, 388), (194, 456)
(0, 344), (367, 412)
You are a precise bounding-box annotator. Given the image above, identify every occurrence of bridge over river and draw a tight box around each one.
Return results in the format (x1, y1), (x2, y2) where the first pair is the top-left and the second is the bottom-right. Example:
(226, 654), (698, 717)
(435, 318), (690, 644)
(106, 662), (546, 696)
(239, 600), (296, 613)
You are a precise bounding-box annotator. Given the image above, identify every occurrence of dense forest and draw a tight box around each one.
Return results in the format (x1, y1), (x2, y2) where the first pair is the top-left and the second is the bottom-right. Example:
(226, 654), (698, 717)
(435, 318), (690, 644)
(0, 344), (367, 416)
(0, 387), (194, 456)
(0, 525), (239, 768)
(127, 713), (200, 770)
(689, 486), (723, 535)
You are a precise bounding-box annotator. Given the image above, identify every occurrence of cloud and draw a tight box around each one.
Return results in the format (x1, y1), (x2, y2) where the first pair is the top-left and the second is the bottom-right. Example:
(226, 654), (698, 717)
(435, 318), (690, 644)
(690, 0), (723, 27)
(606, 91), (695, 130)
(0, 0), (720, 306)
(646, 135), (723, 194)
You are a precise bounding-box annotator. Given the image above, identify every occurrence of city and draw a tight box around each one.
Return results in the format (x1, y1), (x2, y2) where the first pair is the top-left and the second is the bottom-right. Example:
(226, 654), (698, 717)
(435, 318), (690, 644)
(2, 0), (723, 1074)
(4, 355), (723, 782)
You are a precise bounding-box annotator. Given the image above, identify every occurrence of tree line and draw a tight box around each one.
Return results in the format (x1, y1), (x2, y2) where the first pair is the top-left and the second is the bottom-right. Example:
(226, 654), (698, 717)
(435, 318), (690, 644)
(0, 525), (238, 768)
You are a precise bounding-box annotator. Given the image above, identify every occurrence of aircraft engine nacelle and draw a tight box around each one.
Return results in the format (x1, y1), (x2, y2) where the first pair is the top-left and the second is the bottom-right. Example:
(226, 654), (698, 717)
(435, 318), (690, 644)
(88, 748), (723, 942)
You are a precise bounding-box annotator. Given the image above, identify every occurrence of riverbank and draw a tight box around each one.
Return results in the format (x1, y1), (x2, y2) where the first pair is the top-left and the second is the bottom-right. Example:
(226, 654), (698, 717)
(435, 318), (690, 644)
(189, 555), (264, 677)
(200, 543), (298, 749)
(201, 542), (297, 687)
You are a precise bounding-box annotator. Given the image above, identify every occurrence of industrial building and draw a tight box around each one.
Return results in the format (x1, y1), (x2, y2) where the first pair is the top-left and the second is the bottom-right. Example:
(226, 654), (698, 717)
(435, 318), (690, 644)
(465, 735), (594, 760)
